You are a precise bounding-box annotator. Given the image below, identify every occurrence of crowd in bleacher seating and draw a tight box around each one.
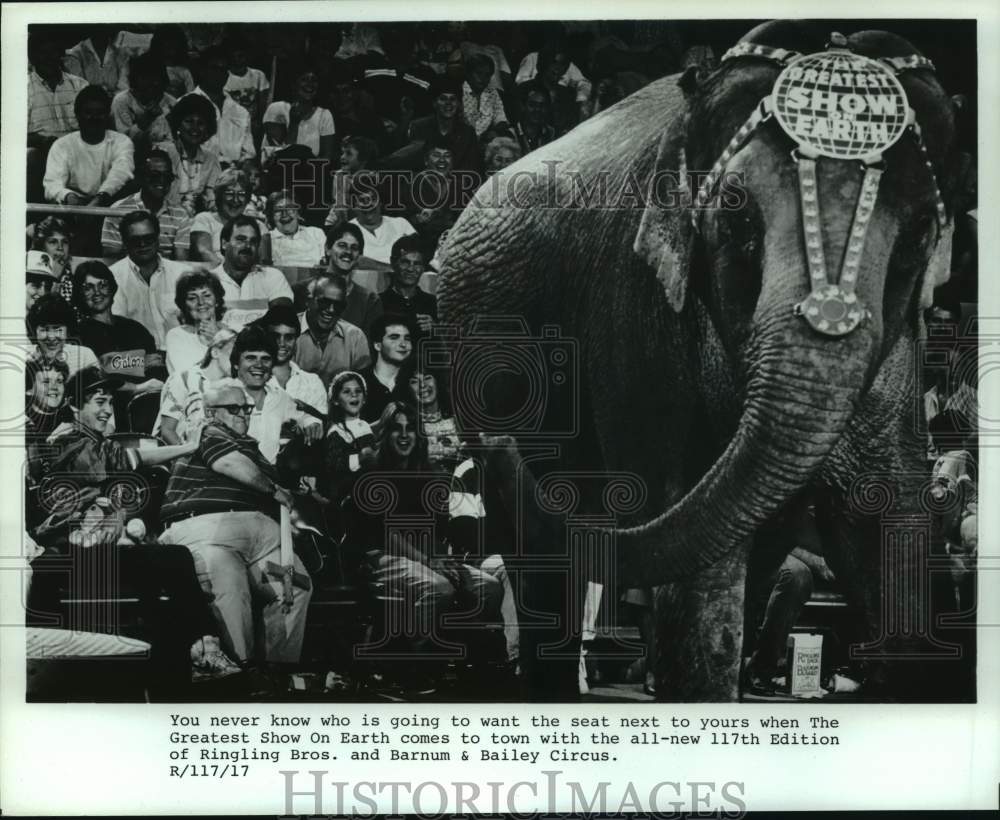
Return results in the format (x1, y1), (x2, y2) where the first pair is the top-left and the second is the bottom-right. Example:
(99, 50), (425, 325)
(22, 20), (979, 698)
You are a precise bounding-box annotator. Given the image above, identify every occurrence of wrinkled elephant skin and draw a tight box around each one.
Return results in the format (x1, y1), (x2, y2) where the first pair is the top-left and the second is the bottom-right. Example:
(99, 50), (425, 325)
(438, 20), (962, 701)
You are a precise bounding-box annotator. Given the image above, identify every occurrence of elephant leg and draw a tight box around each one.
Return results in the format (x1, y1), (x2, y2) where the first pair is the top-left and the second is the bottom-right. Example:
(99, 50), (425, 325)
(653, 539), (751, 701)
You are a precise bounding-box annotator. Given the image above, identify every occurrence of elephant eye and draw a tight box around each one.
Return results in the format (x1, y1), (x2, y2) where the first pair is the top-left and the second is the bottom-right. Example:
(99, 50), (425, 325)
(716, 206), (762, 260)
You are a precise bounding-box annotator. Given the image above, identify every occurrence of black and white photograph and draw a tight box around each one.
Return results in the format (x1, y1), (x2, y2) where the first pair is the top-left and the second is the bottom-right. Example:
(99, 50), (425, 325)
(1, 0), (997, 814)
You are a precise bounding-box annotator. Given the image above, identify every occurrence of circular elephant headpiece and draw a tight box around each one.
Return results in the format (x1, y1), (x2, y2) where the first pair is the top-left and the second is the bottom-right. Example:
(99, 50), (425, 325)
(689, 31), (949, 338)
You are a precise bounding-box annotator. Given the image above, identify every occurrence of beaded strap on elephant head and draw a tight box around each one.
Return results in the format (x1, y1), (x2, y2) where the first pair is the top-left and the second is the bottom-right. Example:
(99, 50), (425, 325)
(686, 33), (948, 338)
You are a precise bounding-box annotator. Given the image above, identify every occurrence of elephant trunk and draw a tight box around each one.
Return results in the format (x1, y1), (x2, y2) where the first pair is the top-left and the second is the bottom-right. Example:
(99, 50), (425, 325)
(619, 296), (879, 584)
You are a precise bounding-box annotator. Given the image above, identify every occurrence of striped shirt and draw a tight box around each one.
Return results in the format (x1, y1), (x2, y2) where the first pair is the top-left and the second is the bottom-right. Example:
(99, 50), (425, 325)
(28, 70), (88, 138)
(110, 89), (175, 142)
(153, 140), (222, 217)
(101, 191), (192, 258)
(448, 457), (486, 558)
(447, 455), (520, 558)
(161, 421), (279, 524)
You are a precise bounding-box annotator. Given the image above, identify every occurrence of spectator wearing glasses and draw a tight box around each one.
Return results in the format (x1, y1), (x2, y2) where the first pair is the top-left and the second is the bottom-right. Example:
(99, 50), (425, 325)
(102, 150), (193, 260)
(36, 365), (242, 683)
(108, 211), (189, 348)
(180, 171), (258, 264)
(266, 191), (327, 268)
(159, 381), (312, 665)
(293, 273), (371, 388)
(43, 85), (134, 206)
(155, 92), (221, 216)
(73, 261), (161, 370)
(230, 326), (323, 465)
(295, 224), (384, 339)
(73, 260), (165, 427)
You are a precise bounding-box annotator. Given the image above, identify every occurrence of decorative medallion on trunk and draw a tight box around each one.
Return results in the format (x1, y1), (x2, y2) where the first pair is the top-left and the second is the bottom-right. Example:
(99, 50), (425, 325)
(794, 283), (865, 336)
(771, 50), (910, 161)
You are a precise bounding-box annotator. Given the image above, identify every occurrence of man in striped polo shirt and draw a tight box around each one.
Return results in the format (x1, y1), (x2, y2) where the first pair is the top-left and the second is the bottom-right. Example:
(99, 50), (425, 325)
(159, 381), (312, 664)
(101, 150), (192, 259)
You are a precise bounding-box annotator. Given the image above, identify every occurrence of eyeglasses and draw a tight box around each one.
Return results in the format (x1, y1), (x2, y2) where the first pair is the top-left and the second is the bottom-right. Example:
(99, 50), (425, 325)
(82, 281), (113, 294)
(223, 189), (250, 201)
(314, 298), (347, 312)
(209, 403), (255, 416)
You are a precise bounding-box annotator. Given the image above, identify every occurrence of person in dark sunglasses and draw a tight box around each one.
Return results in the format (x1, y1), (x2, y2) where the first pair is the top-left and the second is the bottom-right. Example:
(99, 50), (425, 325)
(293, 273), (371, 389)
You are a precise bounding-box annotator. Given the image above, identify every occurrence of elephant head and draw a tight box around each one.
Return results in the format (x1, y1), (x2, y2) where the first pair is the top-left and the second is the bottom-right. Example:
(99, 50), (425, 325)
(624, 20), (962, 582)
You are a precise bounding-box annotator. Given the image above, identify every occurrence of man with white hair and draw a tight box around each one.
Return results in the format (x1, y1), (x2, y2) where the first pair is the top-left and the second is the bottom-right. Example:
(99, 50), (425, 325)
(159, 381), (312, 664)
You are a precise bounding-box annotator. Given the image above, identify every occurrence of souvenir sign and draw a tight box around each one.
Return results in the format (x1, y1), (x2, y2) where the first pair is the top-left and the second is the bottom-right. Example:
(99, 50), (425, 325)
(771, 50), (911, 160)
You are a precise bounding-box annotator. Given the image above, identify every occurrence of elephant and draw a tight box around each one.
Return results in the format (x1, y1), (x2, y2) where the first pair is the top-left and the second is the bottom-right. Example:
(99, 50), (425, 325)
(435, 20), (968, 701)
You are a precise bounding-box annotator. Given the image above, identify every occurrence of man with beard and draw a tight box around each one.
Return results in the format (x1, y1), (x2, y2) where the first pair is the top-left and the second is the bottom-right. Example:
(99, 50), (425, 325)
(211, 215), (294, 308)
(293, 273), (371, 388)
(102, 150), (192, 260)
(230, 325), (322, 465)
(379, 235), (436, 337)
(108, 211), (189, 348)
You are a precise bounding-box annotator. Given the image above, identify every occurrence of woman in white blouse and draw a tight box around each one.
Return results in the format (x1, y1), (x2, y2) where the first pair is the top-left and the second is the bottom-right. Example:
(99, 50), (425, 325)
(266, 190), (327, 268)
(155, 93), (221, 216)
(262, 67), (336, 165)
(164, 269), (232, 374)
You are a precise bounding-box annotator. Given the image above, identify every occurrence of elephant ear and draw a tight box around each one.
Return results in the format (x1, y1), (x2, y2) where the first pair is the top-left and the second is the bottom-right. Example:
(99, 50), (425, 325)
(918, 219), (955, 310)
(633, 121), (694, 313)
